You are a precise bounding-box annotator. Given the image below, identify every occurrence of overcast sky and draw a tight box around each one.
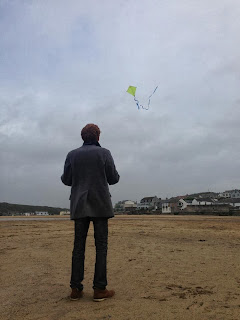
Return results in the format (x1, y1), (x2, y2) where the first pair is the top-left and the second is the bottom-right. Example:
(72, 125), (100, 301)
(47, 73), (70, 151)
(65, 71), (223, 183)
(1, 0), (240, 208)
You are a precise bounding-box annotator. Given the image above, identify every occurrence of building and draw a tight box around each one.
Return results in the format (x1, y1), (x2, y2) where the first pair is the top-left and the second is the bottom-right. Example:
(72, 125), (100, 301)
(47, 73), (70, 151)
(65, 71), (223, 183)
(114, 200), (128, 211)
(161, 199), (171, 213)
(138, 196), (158, 210)
(177, 197), (236, 215)
(221, 189), (240, 198)
(178, 197), (215, 210)
(35, 211), (49, 216)
(155, 198), (163, 210)
(192, 198), (215, 205)
(218, 198), (240, 208)
(123, 200), (137, 211)
(162, 198), (179, 214)
(178, 198), (193, 210)
(23, 212), (35, 216)
(60, 211), (70, 216)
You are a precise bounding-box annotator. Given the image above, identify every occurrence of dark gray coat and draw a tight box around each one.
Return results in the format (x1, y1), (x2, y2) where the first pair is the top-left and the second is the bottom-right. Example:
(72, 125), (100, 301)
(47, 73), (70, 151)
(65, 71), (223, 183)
(61, 144), (119, 219)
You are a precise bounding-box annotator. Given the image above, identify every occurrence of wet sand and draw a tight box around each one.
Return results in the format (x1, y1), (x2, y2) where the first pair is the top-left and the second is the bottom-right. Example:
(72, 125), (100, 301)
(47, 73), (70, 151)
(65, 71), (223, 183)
(1, 215), (240, 320)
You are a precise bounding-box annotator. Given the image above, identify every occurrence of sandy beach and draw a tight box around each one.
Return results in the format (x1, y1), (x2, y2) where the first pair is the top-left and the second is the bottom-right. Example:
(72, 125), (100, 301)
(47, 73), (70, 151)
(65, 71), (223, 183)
(1, 215), (240, 320)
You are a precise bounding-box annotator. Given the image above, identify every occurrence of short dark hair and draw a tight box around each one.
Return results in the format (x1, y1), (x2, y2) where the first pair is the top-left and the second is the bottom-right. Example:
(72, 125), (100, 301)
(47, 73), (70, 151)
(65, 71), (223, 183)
(81, 123), (100, 142)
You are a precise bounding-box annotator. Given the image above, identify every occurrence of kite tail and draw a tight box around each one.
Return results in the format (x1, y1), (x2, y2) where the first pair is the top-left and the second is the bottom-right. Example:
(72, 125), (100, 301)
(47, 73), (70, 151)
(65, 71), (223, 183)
(142, 86), (158, 110)
(134, 96), (142, 110)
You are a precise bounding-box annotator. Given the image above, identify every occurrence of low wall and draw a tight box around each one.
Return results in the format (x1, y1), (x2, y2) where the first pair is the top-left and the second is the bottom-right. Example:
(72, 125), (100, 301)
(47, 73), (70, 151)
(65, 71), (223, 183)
(177, 205), (238, 216)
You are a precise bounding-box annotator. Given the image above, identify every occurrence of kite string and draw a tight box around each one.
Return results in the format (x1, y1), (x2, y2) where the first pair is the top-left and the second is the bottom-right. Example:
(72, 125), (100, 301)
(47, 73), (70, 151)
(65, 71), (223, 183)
(142, 86), (158, 110)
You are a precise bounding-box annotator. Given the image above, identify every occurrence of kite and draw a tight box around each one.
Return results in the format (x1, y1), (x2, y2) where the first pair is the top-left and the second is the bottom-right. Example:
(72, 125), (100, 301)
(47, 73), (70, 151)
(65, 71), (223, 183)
(126, 85), (158, 110)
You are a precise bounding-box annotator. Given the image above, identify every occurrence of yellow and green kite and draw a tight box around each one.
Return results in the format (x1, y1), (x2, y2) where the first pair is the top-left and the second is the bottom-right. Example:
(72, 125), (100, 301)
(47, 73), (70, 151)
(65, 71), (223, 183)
(126, 85), (158, 110)
(127, 86), (137, 97)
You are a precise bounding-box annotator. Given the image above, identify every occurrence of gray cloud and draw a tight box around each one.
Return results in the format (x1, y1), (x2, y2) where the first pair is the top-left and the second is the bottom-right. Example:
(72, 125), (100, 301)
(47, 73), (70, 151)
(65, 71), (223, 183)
(0, 0), (240, 207)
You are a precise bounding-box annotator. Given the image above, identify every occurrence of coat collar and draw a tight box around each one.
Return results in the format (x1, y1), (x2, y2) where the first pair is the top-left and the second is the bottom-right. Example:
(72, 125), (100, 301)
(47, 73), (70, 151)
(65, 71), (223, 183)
(83, 141), (101, 147)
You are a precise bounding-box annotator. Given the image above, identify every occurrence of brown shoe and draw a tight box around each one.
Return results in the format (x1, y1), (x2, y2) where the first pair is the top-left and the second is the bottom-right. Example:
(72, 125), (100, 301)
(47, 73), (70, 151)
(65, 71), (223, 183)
(70, 288), (84, 301)
(93, 288), (115, 302)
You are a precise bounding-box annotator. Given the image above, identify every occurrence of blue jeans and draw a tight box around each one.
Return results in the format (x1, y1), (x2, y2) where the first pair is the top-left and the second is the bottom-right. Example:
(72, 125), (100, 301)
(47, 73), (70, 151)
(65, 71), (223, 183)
(70, 217), (108, 291)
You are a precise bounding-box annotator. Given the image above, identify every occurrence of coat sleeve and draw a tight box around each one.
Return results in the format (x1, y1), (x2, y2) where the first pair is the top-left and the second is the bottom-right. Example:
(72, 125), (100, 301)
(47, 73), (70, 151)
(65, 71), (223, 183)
(61, 153), (72, 186)
(105, 151), (120, 185)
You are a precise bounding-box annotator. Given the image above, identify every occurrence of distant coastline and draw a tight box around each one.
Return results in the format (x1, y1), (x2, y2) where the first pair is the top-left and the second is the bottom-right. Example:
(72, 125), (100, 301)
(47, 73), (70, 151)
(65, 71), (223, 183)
(0, 202), (69, 216)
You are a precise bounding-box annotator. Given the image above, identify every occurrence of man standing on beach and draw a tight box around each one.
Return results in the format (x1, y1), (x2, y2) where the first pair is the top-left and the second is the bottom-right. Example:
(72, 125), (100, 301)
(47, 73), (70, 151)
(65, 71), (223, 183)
(61, 124), (120, 302)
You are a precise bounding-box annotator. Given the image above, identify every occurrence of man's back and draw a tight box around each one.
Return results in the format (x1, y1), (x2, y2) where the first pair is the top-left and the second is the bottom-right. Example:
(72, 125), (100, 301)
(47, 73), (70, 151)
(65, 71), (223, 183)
(61, 144), (119, 219)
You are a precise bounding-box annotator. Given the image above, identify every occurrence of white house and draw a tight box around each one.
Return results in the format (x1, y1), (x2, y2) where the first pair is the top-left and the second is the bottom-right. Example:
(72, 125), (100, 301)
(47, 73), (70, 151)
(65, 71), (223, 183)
(35, 211), (49, 216)
(178, 198), (215, 210)
(222, 189), (240, 198)
(192, 198), (214, 205)
(114, 200), (129, 211)
(123, 200), (137, 211)
(161, 198), (179, 213)
(230, 190), (240, 198)
(138, 196), (158, 210)
(60, 211), (70, 216)
(137, 202), (150, 209)
(162, 200), (171, 213)
(178, 199), (193, 210)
